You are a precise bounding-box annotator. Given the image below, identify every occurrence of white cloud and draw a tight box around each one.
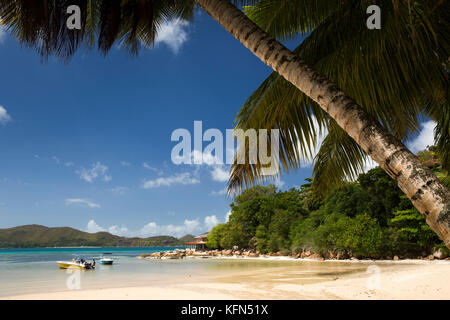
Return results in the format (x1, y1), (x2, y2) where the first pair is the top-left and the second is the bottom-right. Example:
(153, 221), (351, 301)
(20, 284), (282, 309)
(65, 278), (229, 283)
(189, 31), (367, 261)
(154, 19), (189, 54)
(65, 198), (101, 209)
(347, 121), (438, 176)
(86, 220), (129, 236)
(211, 166), (230, 182)
(108, 225), (129, 236)
(86, 220), (106, 233)
(142, 172), (199, 189)
(139, 219), (202, 237)
(225, 210), (232, 223)
(0, 106), (12, 125)
(143, 162), (154, 170)
(120, 161), (131, 167)
(174, 149), (231, 185)
(0, 28), (6, 44)
(52, 156), (60, 165)
(363, 157), (378, 172)
(110, 186), (127, 195)
(204, 215), (220, 230)
(143, 162), (163, 175)
(65, 162), (74, 167)
(139, 222), (159, 235)
(191, 150), (223, 166)
(408, 120), (436, 154)
(189, 150), (231, 184)
(272, 177), (285, 189)
(210, 187), (227, 196)
(77, 162), (111, 183)
(83, 214), (230, 238)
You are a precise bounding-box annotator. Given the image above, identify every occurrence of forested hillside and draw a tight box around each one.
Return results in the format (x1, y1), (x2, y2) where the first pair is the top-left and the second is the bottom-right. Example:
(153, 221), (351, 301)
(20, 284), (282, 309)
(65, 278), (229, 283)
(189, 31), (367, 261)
(0, 224), (190, 248)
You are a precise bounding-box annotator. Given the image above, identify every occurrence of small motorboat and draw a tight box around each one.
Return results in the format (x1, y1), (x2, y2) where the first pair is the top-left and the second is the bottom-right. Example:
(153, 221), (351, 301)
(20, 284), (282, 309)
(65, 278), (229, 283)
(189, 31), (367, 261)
(57, 256), (95, 270)
(99, 253), (114, 265)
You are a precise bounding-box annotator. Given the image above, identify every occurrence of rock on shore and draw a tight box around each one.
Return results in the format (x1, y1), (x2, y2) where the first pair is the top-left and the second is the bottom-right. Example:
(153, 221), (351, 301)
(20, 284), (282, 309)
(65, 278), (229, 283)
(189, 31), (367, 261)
(138, 247), (450, 261)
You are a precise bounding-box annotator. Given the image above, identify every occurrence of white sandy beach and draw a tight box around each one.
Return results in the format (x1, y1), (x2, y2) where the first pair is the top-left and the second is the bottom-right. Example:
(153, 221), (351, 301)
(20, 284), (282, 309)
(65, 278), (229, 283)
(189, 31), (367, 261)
(3, 258), (450, 300)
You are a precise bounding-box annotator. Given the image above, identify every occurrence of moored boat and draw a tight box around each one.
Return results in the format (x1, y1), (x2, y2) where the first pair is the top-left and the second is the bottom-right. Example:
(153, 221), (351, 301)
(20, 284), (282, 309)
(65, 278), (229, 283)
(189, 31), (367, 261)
(57, 256), (95, 270)
(57, 261), (88, 270)
(99, 253), (114, 265)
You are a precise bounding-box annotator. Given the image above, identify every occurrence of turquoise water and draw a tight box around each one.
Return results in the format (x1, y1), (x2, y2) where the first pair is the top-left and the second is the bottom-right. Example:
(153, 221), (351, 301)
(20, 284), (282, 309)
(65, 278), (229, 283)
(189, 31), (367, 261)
(0, 247), (386, 298)
(0, 247), (198, 297)
(0, 247), (181, 263)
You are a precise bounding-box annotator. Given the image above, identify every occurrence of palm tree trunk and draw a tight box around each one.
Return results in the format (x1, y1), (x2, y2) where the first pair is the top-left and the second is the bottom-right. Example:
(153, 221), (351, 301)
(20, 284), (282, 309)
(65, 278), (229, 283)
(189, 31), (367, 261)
(195, 0), (450, 248)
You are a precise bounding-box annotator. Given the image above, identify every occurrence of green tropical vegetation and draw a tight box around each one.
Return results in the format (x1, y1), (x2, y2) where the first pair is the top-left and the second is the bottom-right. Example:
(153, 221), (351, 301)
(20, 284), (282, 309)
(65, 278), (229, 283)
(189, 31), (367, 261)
(0, 0), (448, 246)
(0, 224), (193, 248)
(209, 147), (450, 258)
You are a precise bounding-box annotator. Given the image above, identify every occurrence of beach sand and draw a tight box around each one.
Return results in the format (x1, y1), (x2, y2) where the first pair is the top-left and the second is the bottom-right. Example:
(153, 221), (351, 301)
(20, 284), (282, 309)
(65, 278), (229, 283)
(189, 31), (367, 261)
(2, 259), (450, 300)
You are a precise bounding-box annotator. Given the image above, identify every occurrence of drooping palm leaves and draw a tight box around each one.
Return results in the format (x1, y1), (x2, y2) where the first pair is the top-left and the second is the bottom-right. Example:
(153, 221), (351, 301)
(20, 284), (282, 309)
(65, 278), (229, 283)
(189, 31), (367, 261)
(229, 0), (449, 195)
(0, 0), (195, 61)
(243, 0), (341, 39)
(0, 0), (89, 60)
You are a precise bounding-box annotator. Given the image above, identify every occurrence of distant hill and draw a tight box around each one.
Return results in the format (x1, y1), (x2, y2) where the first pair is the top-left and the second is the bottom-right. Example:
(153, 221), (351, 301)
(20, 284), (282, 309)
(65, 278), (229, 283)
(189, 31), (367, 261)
(178, 234), (196, 243)
(0, 224), (195, 248)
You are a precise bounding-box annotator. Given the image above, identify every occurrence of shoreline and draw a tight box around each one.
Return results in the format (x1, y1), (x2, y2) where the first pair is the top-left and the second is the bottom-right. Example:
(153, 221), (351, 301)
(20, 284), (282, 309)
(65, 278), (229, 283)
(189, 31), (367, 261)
(183, 255), (450, 263)
(2, 258), (449, 300)
(139, 248), (450, 262)
(0, 246), (185, 249)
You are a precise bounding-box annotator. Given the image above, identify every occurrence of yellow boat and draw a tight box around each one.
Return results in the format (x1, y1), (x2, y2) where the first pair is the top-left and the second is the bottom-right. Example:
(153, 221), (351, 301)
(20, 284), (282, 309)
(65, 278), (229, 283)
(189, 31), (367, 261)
(57, 261), (86, 269)
(57, 260), (94, 270)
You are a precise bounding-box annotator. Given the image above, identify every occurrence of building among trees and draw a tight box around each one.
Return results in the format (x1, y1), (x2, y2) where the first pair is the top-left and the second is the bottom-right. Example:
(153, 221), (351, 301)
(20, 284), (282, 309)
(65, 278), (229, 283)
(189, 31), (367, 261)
(185, 233), (208, 250)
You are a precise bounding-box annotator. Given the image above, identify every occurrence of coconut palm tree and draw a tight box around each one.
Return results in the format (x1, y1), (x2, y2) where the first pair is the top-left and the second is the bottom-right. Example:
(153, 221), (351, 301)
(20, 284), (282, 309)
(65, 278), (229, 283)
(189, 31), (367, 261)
(196, 0), (449, 248)
(0, 0), (448, 247)
(229, 1), (449, 194)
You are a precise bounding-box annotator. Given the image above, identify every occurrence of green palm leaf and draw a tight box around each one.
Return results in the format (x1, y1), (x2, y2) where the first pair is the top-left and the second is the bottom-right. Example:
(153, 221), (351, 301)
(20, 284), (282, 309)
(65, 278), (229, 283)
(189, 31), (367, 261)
(229, 0), (449, 195)
(0, 0), (195, 60)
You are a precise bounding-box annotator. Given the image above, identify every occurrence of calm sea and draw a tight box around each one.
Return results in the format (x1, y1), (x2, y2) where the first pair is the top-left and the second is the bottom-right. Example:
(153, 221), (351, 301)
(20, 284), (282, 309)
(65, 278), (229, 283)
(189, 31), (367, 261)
(0, 247), (195, 297)
(0, 247), (383, 298)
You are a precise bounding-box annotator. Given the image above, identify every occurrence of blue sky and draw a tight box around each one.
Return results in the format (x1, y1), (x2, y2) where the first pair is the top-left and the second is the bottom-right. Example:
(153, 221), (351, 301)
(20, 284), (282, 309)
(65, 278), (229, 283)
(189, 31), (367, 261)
(0, 12), (434, 237)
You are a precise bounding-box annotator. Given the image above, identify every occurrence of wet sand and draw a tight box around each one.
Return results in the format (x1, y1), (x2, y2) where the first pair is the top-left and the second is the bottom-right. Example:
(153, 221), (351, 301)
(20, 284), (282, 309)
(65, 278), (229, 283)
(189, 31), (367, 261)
(3, 258), (450, 300)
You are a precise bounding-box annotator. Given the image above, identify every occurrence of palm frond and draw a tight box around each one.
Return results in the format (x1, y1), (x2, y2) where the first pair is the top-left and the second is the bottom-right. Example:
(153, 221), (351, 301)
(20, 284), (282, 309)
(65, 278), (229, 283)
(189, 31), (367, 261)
(0, 0), (195, 60)
(229, 0), (449, 195)
(0, 0), (89, 61)
(85, 0), (100, 47)
(311, 121), (368, 195)
(244, 0), (341, 40)
(434, 99), (450, 171)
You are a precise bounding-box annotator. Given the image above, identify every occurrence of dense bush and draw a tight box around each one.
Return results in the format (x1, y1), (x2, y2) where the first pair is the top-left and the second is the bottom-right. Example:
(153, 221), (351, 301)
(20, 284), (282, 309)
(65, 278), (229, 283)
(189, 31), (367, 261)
(207, 159), (447, 258)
